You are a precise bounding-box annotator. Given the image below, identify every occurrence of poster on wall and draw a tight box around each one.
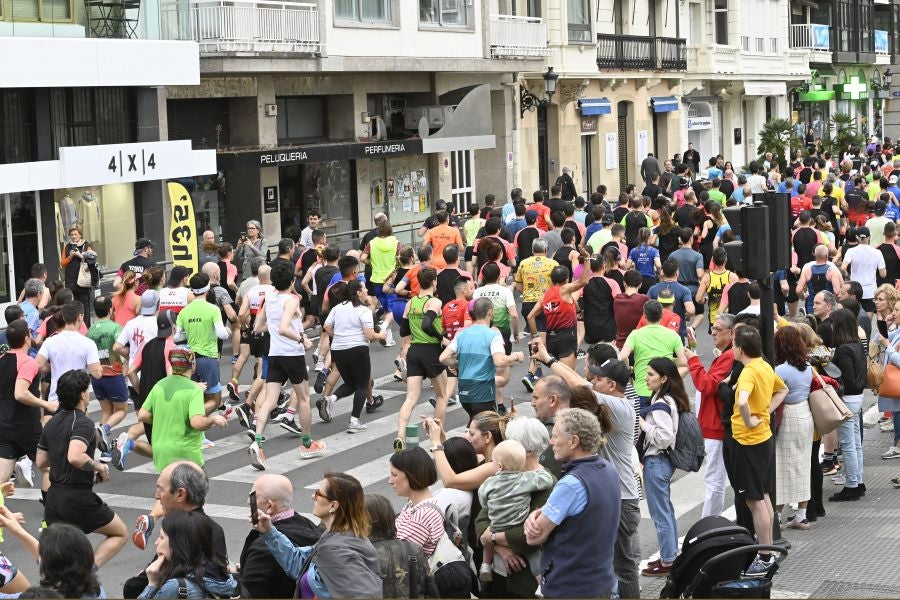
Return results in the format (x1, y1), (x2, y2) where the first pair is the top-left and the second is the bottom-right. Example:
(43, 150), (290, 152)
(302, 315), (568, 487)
(387, 178), (395, 198)
(403, 178), (411, 197)
(605, 133), (617, 170)
(371, 178), (384, 206)
(637, 130), (648, 164)
(419, 193), (426, 213)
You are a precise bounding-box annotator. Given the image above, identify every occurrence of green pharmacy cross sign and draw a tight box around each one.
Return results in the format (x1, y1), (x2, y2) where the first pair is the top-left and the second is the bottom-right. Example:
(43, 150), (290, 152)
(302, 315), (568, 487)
(835, 75), (869, 100)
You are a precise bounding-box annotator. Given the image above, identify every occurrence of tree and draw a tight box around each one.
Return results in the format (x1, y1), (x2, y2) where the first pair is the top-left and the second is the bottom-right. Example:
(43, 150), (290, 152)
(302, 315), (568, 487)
(757, 118), (802, 168)
(826, 112), (864, 156)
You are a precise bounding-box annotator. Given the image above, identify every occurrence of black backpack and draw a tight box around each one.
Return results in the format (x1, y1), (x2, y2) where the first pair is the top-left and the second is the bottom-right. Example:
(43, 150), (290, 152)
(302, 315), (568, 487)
(645, 400), (706, 472)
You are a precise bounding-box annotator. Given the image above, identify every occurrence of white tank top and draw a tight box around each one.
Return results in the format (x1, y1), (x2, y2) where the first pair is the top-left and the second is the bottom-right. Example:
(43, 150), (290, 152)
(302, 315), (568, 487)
(158, 287), (190, 314)
(246, 284), (275, 315)
(265, 292), (304, 356)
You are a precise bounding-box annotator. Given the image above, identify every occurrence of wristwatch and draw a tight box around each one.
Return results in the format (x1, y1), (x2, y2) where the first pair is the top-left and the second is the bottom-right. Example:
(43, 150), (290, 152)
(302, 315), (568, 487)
(430, 445), (444, 453)
(542, 357), (559, 368)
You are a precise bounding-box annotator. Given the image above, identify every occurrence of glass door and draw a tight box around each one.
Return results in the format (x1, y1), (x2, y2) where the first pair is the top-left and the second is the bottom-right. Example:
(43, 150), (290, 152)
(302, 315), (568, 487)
(0, 192), (42, 303)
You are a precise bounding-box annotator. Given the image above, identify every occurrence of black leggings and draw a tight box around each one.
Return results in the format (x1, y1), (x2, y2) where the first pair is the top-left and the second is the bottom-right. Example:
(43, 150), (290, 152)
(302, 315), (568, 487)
(331, 345), (371, 419)
(71, 285), (93, 326)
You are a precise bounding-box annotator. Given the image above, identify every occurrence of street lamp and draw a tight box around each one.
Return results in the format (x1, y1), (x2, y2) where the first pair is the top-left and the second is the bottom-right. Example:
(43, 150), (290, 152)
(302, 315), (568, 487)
(520, 67), (559, 119)
(885, 68), (894, 89)
(873, 68), (893, 91)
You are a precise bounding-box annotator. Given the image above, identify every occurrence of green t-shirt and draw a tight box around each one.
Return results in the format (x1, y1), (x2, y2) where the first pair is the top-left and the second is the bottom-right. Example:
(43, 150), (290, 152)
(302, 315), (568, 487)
(176, 299), (223, 359)
(368, 235), (399, 284)
(708, 190), (726, 206)
(624, 324), (684, 397)
(463, 217), (484, 245)
(143, 375), (206, 471)
(86, 318), (123, 376)
(409, 295), (442, 345)
(588, 229), (613, 253)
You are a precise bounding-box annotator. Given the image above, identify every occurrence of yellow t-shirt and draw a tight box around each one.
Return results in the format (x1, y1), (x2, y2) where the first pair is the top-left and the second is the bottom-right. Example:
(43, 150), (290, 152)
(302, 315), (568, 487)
(732, 358), (785, 445)
(514, 256), (558, 303)
(818, 184), (844, 201)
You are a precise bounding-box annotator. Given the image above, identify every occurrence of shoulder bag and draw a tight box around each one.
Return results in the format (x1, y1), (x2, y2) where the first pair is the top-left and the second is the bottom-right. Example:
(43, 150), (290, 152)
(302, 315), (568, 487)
(808, 369), (854, 434)
(878, 341), (900, 398)
(867, 338), (885, 392)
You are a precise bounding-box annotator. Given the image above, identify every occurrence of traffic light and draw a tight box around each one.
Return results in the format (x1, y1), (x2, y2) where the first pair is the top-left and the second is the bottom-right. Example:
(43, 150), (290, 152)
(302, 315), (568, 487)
(723, 204), (771, 280)
(755, 192), (791, 272)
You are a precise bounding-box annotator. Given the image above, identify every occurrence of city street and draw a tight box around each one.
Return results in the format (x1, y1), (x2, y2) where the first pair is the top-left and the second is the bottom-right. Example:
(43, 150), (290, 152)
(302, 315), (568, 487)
(0, 325), (895, 598)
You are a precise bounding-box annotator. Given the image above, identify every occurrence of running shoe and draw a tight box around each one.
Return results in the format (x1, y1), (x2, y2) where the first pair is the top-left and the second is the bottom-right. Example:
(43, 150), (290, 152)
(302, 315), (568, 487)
(384, 329), (396, 347)
(300, 440), (327, 459)
(132, 515), (155, 550)
(99, 451), (112, 464)
(317, 395), (336, 423)
(276, 390), (291, 411)
(14, 458), (34, 488)
(246, 431), (266, 443)
(315, 360), (325, 372)
(395, 357), (407, 379)
(742, 555), (775, 577)
(249, 441), (266, 471)
(576, 349), (586, 360)
(111, 435), (134, 472)
(448, 394), (458, 405)
(95, 424), (110, 454)
(521, 372), (538, 392)
(347, 418), (368, 433)
(366, 395), (384, 413)
(374, 323), (386, 347)
(226, 379), (241, 404)
(881, 421), (895, 432)
(497, 403), (508, 416)
(278, 416), (303, 436)
(234, 403), (254, 430)
(202, 435), (215, 450)
(231, 354), (238, 365)
(393, 438), (405, 453)
(313, 368), (330, 395)
(884, 447), (900, 459)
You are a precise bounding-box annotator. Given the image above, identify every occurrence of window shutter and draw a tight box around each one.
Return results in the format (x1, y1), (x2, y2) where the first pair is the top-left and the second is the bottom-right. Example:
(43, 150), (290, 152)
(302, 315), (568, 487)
(10, 0), (39, 20)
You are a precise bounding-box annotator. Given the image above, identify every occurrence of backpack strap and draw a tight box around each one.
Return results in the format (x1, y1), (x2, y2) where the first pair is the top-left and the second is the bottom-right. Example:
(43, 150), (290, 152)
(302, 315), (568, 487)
(177, 578), (189, 599)
(646, 400), (672, 416)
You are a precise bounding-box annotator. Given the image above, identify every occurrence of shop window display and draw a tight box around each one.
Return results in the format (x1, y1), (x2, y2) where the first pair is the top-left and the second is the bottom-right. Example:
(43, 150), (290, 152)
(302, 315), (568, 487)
(280, 161), (354, 246)
(54, 185), (136, 271)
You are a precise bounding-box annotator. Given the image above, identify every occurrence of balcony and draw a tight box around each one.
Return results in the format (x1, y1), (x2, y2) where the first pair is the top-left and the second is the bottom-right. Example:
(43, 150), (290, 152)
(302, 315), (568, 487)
(789, 23), (832, 63)
(596, 34), (686, 71)
(160, 0), (319, 54)
(687, 44), (740, 74)
(489, 14), (550, 58)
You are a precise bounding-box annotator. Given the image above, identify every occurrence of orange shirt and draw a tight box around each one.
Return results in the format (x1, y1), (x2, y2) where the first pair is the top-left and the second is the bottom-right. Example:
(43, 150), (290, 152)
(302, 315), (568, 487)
(637, 309), (681, 333)
(532, 203), (551, 231)
(424, 224), (462, 268)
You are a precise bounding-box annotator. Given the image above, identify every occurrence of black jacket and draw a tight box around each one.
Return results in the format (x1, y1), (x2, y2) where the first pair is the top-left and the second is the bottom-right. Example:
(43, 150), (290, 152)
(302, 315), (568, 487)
(238, 512), (322, 598)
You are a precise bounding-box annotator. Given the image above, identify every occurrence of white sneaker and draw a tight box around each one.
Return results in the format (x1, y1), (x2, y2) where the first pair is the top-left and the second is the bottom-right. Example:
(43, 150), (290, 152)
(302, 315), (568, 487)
(15, 457), (34, 488)
(347, 418), (368, 433)
(248, 441), (266, 470)
(881, 421), (895, 432)
(384, 330), (396, 347)
(202, 435), (215, 450)
(882, 446), (900, 459)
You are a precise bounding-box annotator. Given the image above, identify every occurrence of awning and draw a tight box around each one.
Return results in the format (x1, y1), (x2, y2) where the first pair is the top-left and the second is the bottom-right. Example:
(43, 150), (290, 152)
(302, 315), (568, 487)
(579, 98), (612, 115)
(651, 96), (679, 113)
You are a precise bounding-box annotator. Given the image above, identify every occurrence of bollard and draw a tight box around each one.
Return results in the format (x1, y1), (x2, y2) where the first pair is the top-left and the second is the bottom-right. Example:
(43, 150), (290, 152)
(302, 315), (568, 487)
(405, 424), (420, 449)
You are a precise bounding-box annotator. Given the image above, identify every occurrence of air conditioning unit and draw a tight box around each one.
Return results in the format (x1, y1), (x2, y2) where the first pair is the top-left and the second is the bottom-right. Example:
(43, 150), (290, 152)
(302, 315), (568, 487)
(403, 105), (455, 131)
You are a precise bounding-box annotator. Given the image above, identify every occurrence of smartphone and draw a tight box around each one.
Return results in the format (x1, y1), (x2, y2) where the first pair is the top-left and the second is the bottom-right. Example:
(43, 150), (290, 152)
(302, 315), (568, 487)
(878, 319), (889, 338)
(240, 231), (247, 239)
(249, 491), (258, 526)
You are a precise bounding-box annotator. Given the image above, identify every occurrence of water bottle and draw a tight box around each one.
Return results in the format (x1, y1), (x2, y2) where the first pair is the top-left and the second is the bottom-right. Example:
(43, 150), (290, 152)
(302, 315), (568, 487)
(404, 424), (419, 449)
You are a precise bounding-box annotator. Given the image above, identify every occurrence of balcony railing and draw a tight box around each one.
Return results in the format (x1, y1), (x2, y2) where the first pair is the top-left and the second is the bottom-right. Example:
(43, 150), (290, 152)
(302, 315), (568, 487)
(488, 14), (550, 58)
(789, 23), (830, 51)
(160, 0), (319, 54)
(596, 34), (686, 70)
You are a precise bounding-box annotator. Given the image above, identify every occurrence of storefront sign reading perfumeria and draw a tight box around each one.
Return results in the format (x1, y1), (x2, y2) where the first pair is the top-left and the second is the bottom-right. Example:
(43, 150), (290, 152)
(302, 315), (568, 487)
(221, 140), (428, 169)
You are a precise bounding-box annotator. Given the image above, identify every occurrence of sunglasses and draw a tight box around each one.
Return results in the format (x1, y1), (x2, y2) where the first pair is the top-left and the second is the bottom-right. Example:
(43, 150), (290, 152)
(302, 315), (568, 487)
(313, 489), (332, 501)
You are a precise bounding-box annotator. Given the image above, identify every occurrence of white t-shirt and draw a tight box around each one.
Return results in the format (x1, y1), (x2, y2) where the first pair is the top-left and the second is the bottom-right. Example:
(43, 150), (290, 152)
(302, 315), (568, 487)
(843, 244), (886, 298)
(38, 330), (100, 401)
(325, 302), (374, 351)
(472, 283), (516, 312)
(116, 315), (159, 366)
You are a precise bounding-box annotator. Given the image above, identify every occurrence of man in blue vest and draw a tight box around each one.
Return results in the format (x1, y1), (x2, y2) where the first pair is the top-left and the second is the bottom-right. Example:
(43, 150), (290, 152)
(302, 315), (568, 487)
(525, 407), (621, 598)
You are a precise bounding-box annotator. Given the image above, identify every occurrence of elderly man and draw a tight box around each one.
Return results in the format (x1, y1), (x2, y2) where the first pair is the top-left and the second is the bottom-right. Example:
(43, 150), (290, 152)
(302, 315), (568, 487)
(685, 313), (735, 517)
(528, 375), (570, 479)
(813, 290), (837, 347)
(123, 461), (229, 598)
(239, 474), (321, 598)
(525, 408), (621, 598)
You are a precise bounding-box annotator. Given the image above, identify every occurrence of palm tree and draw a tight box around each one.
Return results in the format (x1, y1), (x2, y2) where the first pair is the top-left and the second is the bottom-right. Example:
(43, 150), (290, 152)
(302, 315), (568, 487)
(757, 118), (802, 168)
(826, 112), (864, 156)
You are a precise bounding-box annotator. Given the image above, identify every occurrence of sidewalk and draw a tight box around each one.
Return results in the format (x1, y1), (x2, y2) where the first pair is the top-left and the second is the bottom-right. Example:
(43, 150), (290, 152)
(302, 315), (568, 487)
(639, 413), (900, 599)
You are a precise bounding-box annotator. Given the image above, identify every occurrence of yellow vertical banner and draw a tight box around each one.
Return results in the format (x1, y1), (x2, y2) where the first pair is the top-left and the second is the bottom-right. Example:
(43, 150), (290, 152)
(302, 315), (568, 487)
(167, 182), (199, 274)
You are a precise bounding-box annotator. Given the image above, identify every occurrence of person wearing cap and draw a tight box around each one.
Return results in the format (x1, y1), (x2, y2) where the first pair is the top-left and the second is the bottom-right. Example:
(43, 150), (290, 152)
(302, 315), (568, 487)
(865, 199), (892, 246)
(841, 226), (887, 315)
(176, 273), (230, 418)
(113, 310), (178, 476)
(113, 289), (160, 394)
(86, 296), (128, 462)
(637, 288), (682, 333)
(115, 238), (157, 296)
(158, 266), (194, 316)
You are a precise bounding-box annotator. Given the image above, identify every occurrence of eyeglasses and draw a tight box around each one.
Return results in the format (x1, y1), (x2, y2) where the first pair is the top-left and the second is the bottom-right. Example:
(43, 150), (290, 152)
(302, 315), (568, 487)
(313, 489), (332, 501)
(247, 226), (259, 230)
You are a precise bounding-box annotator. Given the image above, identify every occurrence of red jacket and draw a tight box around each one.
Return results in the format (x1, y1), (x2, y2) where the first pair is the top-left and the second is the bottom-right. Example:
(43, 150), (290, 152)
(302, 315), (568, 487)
(688, 349), (735, 441)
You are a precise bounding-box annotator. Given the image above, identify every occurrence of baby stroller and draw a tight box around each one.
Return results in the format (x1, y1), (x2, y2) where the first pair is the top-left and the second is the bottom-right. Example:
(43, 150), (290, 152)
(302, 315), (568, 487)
(659, 516), (788, 599)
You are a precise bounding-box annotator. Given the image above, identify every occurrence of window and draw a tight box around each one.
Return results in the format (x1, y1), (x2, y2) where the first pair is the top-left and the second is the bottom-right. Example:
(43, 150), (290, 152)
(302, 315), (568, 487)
(567, 0), (590, 43)
(419, 0), (467, 27)
(714, 0), (727, 45)
(276, 97), (327, 143)
(335, 0), (391, 22)
(6, 0), (72, 21)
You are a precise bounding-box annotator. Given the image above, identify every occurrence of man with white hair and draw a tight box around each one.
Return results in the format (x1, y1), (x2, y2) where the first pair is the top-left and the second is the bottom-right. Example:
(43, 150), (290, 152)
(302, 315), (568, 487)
(240, 474), (321, 598)
(555, 166), (578, 201)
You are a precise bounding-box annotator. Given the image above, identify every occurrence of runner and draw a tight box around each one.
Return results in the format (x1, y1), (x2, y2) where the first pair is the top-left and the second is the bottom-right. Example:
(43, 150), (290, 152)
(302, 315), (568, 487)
(157, 266), (193, 316)
(36, 370), (127, 567)
(473, 262), (519, 413)
(514, 238), (558, 390)
(250, 263), (326, 469)
(526, 262), (591, 371)
(86, 296), (128, 463)
(438, 275), (474, 408)
(232, 265), (276, 431)
(114, 290), (159, 398)
(394, 267), (448, 452)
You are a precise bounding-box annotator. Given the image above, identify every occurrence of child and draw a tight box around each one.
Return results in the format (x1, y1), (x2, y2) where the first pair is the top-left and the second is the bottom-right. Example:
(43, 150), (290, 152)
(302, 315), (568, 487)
(477, 439), (554, 584)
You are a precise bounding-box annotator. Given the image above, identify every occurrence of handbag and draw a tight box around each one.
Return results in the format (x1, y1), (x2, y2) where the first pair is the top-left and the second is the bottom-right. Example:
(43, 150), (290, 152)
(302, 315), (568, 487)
(808, 370), (854, 434)
(880, 363), (900, 398)
(77, 261), (92, 288)
(868, 341), (885, 392)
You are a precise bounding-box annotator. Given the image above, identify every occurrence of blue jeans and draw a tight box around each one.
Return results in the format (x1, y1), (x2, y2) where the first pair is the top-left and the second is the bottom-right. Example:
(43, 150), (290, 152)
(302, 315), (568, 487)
(644, 454), (678, 563)
(837, 397), (864, 487)
(893, 411), (900, 447)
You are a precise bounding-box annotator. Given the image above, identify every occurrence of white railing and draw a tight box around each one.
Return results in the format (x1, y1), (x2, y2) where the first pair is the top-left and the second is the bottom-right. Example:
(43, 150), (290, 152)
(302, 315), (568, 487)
(789, 23), (830, 51)
(489, 14), (550, 58)
(161, 0), (319, 54)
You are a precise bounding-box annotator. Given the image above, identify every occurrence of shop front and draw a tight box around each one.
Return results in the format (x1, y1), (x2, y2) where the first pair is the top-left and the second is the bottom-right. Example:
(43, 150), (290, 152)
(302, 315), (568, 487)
(0, 140), (216, 301)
